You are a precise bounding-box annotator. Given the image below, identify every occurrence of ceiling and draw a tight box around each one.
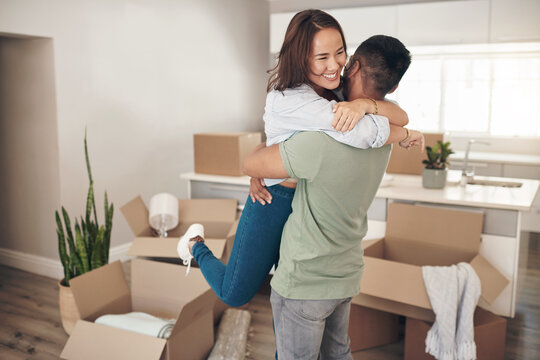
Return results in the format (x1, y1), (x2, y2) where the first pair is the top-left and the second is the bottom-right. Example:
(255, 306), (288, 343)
(267, 0), (460, 13)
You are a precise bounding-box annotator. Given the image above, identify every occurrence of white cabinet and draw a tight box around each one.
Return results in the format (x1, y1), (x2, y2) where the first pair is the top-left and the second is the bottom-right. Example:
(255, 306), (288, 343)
(503, 164), (540, 180)
(503, 164), (540, 232)
(328, 7), (398, 47)
(490, 0), (540, 42)
(396, 0), (490, 46)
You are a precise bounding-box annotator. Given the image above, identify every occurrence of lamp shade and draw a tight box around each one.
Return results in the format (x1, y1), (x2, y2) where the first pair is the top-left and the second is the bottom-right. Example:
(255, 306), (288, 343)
(149, 193), (179, 237)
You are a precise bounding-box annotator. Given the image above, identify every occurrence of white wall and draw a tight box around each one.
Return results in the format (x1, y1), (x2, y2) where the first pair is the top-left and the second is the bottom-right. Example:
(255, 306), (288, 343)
(0, 0), (269, 261)
(0, 37), (61, 259)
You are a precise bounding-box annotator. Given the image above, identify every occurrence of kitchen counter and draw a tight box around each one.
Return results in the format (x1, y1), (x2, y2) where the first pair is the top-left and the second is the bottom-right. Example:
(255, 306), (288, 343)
(180, 171), (539, 212)
(378, 171), (539, 212)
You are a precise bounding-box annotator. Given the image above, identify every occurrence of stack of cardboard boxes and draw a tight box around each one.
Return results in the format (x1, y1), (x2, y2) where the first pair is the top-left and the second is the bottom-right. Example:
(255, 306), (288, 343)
(60, 133), (510, 359)
(60, 196), (240, 360)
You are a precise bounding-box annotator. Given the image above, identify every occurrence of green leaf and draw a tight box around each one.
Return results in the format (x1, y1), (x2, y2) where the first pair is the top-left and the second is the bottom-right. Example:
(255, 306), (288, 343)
(61, 207), (74, 249)
(91, 226), (106, 269)
(75, 222), (89, 273)
(85, 184), (94, 227)
(57, 229), (70, 274)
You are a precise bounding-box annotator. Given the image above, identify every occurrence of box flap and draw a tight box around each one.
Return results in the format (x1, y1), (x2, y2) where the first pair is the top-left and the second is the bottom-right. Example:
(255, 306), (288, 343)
(70, 261), (131, 321)
(386, 203), (483, 255)
(166, 312), (214, 360)
(360, 256), (431, 309)
(171, 290), (216, 337)
(470, 255), (509, 304)
(127, 237), (226, 259)
(60, 320), (166, 360)
(130, 259), (213, 315)
(362, 238), (384, 257)
(384, 238), (478, 266)
(178, 199), (237, 223)
(227, 219), (240, 238)
(352, 293), (435, 322)
(121, 196), (153, 237)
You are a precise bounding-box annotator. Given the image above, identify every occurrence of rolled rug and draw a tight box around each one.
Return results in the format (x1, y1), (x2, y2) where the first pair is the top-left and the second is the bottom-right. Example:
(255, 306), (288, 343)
(95, 312), (176, 339)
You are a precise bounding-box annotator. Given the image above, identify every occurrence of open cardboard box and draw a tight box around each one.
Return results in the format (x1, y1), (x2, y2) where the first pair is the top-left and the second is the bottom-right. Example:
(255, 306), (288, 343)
(121, 196), (239, 324)
(61, 259), (216, 360)
(404, 307), (507, 360)
(121, 196), (238, 264)
(348, 305), (400, 352)
(353, 202), (509, 322)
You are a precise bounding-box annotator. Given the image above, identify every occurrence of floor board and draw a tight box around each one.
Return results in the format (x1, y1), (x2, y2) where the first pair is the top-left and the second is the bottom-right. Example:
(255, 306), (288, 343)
(0, 233), (538, 359)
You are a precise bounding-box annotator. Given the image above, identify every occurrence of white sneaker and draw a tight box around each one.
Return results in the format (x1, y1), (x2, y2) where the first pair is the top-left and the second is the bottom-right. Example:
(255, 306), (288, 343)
(177, 223), (204, 275)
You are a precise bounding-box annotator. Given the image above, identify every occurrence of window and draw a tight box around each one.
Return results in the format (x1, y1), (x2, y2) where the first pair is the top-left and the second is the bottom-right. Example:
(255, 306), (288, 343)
(386, 43), (540, 138)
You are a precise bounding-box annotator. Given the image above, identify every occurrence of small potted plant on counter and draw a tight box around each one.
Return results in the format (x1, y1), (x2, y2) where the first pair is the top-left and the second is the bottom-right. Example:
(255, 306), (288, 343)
(422, 140), (454, 189)
(55, 130), (114, 335)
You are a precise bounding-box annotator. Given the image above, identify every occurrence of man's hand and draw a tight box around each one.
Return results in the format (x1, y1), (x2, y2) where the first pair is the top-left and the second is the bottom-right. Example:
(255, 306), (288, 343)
(332, 99), (370, 132)
(399, 130), (425, 151)
(250, 177), (272, 205)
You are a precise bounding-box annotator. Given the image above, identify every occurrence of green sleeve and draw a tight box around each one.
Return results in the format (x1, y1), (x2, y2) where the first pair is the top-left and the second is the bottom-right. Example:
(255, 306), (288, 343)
(278, 132), (325, 181)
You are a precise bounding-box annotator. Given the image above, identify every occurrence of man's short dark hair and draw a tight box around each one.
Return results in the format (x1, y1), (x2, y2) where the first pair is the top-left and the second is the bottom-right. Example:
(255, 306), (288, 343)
(352, 35), (411, 98)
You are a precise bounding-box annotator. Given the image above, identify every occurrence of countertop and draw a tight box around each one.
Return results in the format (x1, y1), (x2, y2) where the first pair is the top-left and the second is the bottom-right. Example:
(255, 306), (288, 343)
(181, 171), (540, 212)
(378, 171), (539, 211)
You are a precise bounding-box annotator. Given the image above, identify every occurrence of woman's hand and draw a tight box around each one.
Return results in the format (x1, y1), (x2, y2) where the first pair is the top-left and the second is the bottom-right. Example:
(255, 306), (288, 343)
(249, 177), (272, 205)
(399, 130), (425, 152)
(332, 99), (371, 132)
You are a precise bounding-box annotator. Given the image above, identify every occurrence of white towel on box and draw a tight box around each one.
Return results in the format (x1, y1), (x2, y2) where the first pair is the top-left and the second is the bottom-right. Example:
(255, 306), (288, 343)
(95, 312), (175, 339)
(422, 262), (481, 360)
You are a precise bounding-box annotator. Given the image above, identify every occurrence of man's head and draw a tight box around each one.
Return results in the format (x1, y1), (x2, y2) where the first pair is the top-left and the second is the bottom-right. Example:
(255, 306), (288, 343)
(344, 35), (411, 100)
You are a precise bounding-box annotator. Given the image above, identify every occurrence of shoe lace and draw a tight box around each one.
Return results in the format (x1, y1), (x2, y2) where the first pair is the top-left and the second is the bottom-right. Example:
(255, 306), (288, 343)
(183, 258), (191, 276)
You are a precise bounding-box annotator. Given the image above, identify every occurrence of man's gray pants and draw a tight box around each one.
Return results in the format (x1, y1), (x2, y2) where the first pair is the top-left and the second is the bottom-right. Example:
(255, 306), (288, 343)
(270, 288), (353, 360)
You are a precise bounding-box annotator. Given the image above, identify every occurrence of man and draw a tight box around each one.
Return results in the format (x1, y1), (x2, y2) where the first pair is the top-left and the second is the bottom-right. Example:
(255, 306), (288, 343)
(243, 35), (424, 359)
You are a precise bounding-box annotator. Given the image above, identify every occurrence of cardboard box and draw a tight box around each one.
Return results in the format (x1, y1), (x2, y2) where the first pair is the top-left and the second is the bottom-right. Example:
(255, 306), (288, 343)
(60, 259), (216, 360)
(194, 132), (262, 176)
(404, 307), (507, 360)
(348, 305), (400, 352)
(386, 133), (443, 175)
(121, 196), (238, 264)
(353, 202), (509, 322)
(121, 196), (239, 325)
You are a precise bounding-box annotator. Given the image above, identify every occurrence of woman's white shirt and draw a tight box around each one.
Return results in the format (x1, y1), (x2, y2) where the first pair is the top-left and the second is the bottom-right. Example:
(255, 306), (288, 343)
(263, 84), (390, 187)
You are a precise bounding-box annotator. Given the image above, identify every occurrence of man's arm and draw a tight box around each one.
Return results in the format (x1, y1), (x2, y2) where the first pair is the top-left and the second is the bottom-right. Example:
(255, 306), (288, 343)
(243, 144), (289, 179)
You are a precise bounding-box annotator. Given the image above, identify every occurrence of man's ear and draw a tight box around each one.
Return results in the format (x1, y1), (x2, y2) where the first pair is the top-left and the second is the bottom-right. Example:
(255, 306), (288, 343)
(388, 84), (399, 94)
(345, 58), (360, 78)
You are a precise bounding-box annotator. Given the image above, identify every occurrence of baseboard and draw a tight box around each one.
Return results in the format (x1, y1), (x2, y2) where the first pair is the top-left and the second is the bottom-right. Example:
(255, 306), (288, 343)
(0, 242), (133, 280)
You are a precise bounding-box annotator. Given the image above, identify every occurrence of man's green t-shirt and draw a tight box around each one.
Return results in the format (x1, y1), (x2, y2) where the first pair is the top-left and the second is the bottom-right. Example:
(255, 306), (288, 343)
(271, 131), (391, 300)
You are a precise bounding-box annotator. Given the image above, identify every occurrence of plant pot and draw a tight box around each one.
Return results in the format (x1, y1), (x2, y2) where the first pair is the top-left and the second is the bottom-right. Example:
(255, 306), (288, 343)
(58, 279), (81, 335)
(422, 168), (447, 189)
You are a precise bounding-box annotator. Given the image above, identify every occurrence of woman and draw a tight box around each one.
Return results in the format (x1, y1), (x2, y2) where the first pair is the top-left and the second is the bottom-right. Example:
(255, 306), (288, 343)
(177, 9), (408, 307)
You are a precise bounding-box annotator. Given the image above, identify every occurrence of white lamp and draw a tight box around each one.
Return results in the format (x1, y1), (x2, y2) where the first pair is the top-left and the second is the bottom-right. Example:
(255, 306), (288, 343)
(149, 193), (179, 238)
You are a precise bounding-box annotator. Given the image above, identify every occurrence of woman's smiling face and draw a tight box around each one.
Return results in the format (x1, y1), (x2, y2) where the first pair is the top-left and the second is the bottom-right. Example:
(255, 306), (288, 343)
(308, 27), (347, 94)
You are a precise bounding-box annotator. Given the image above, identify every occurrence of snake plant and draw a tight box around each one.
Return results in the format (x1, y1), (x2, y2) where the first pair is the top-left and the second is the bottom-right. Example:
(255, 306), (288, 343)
(56, 130), (114, 286)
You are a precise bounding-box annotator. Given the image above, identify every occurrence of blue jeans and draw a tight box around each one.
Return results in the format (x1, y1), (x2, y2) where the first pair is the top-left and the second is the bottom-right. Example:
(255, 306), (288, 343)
(270, 289), (353, 360)
(192, 184), (295, 307)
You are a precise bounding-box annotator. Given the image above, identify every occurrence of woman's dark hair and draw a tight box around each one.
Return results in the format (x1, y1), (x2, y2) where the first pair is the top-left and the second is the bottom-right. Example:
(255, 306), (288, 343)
(267, 9), (347, 92)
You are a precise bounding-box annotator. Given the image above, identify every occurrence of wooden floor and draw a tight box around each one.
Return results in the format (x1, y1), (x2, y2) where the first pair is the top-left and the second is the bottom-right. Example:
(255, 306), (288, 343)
(1, 234), (538, 359)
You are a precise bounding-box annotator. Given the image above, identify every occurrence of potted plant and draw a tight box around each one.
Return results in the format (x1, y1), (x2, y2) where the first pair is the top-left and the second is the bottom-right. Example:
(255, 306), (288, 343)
(422, 140), (454, 189)
(55, 130), (114, 334)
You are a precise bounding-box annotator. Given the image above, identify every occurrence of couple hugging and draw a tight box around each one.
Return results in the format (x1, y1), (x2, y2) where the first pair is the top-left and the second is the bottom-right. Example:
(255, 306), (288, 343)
(178, 9), (424, 359)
